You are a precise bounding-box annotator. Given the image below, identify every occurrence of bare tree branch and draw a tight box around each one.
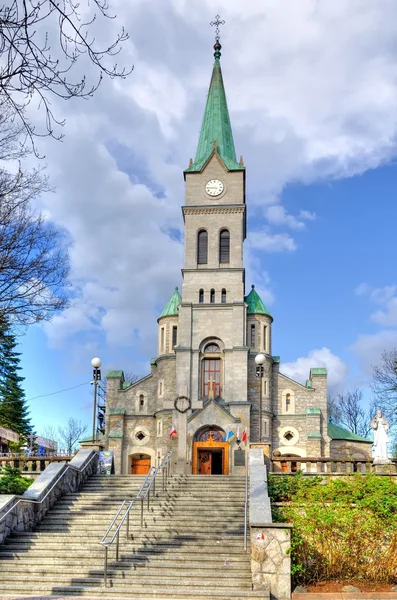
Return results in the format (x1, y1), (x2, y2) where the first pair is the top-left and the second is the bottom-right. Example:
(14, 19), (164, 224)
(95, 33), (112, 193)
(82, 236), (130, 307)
(58, 417), (87, 454)
(329, 388), (374, 438)
(0, 105), (70, 324)
(0, 0), (133, 149)
(372, 348), (397, 425)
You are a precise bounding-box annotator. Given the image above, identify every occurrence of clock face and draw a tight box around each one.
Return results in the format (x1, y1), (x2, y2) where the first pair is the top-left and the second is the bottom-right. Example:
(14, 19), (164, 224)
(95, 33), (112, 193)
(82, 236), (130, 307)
(205, 179), (224, 197)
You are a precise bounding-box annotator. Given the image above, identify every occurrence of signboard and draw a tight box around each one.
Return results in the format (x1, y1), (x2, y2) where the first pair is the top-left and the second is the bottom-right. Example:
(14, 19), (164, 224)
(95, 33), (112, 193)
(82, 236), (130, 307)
(234, 450), (245, 466)
(98, 450), (115, 475)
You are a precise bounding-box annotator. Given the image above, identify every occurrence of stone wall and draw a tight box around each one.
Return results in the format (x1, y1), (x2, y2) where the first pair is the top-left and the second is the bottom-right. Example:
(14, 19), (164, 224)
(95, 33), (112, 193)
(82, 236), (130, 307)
(249, 448), (291, 600)
(330, 439), (372, 459)
(0, 449), (97, 545)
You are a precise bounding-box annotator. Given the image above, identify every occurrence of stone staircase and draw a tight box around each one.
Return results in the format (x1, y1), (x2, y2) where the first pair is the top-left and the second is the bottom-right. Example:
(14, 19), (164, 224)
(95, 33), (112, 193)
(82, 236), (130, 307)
(0, 474), (268, 599)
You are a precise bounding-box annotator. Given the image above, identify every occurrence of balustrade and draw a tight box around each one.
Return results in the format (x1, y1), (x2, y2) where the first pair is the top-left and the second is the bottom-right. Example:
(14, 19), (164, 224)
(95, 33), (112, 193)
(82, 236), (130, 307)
(271, 456), (397, 475)
(0, 455), (73, 476)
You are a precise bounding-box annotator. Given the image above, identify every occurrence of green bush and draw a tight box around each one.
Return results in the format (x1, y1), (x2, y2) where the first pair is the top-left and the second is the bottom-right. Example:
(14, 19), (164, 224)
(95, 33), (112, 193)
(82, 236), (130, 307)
(0, 464), (32, 495)
(272, 474), (397, 585)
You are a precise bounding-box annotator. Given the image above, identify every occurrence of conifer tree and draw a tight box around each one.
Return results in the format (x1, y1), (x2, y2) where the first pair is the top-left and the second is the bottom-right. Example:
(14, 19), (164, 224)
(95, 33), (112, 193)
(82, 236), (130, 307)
(0, 316), (32, 439)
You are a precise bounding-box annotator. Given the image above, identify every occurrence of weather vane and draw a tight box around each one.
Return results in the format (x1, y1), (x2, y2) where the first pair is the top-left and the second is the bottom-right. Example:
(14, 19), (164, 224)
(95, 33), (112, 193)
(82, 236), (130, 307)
(210, 15), (225, 42)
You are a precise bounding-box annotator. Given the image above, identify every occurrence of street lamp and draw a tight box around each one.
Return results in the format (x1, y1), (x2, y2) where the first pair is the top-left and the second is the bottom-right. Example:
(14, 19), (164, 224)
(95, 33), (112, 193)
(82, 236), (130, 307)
(91, 357), (102, 442)
(255, 353), (266, 441)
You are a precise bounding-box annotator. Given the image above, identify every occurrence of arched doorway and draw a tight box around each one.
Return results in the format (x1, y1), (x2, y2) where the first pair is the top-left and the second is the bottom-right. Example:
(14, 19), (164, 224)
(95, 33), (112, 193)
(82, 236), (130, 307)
(129, 453), (151, 475)
(192, 426), (229, 475)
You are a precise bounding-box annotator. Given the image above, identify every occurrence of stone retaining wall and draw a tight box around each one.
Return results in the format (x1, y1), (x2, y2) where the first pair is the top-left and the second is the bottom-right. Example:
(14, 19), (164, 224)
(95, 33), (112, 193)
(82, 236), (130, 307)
(0, 449), (98, 545)
(249, 448), (292, 600)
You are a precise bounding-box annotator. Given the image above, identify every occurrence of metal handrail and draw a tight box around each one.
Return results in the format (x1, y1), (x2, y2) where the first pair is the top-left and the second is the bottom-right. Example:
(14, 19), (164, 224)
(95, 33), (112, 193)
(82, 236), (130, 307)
(0, 451), (98, 524)
(99, 451), (173, 588)
(243, 460), (249, 552)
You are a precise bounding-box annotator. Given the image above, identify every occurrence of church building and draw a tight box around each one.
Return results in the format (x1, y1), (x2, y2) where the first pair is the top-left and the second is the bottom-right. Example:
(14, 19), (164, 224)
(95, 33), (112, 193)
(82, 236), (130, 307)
(104, 39), (371, 475)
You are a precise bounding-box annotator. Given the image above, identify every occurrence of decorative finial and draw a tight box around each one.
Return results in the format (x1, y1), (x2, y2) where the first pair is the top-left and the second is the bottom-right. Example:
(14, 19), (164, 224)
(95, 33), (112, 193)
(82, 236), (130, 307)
(251, 284), (255, 289)
(210, 14), (225, 59)
(175, 286), (178, 291)
(239, 155), (244, 166)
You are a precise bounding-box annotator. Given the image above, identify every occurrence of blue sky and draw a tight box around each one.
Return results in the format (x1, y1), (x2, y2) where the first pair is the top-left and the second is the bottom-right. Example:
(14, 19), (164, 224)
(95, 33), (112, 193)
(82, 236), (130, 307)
(14, 0), (397, 437)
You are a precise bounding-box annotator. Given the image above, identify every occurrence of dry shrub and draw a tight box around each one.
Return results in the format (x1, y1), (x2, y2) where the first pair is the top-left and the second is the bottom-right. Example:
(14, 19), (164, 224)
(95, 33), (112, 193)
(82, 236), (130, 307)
(272, 474), (397, 585)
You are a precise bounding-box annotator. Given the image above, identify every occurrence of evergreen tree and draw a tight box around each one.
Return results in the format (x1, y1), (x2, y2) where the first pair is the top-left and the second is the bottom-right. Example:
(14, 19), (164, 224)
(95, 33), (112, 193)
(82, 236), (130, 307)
(0, 316), (32, 439)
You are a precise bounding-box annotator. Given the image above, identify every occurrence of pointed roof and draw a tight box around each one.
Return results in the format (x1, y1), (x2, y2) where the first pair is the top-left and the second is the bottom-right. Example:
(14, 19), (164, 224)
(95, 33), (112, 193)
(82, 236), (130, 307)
(185, 42), (244, 173)
(327, 421), (371, 443)
(245, 285), (272, 318)
(158, 287), (181, 319)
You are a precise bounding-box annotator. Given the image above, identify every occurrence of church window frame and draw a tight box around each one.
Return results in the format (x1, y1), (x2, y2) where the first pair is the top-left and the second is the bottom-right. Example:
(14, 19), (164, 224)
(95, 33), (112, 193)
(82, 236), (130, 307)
(160, 327), (165, 353)
(281, 389), (295, 414)
(158, 379), (164, 398)
(263, 325), (268, 353)
(199, 289), (204, 303)
(250, 324), (256, 349)
(156, 419), (163, 437)
(221, 288), (227, 303)
(200, 340), (223, 399)
(197, 229), (208, 265)
(136, 391), (148, 413)
(172, 326), (178, 349)
(210, 288), (215, 303)
(219, 229), (230, 264)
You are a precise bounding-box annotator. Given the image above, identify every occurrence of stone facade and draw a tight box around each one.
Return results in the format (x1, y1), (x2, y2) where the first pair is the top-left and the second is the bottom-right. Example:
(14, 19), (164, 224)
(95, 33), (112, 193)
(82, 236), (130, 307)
(104, 51), (371, 475)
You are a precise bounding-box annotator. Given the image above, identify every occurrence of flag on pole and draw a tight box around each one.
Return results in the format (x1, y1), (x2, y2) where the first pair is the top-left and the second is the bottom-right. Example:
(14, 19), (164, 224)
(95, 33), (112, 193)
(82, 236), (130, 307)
(223, 428), (234, 442)
(241, 429), (247, 443)
(170, 427), (177, 438)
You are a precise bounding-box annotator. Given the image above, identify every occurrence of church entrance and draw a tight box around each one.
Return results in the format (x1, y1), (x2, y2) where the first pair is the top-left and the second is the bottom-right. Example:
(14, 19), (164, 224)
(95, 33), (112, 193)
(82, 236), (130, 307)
(129, 453), (151, 475)
(192, 427), (229, 475)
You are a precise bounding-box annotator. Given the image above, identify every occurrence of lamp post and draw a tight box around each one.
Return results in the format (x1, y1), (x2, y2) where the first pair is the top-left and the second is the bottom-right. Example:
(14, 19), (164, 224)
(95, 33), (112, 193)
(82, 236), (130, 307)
(91, 357), (102, 442)
(255, 353), (266, 441)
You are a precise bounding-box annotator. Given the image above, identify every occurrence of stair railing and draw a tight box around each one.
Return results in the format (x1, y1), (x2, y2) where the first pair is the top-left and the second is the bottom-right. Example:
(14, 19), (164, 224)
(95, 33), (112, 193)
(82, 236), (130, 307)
(99, 450), (173, 588)
(244, 460), (249, 552)
(0, 451), (98, 525)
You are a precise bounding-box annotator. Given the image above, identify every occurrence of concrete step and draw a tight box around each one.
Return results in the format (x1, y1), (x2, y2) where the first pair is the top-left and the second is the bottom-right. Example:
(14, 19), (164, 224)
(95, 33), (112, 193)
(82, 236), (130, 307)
(0, 585), (266, 599)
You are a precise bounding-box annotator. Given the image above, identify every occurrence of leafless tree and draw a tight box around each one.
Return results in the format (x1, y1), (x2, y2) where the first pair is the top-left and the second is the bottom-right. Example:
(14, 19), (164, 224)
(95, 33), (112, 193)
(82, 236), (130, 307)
(0, 0), (132, 148)
(0, 105), (69, 324)
(327, 394), (342, 424)
(329, 388), (374, 438)
(372, 348), (397, 425)
(58, 418), (87, 455)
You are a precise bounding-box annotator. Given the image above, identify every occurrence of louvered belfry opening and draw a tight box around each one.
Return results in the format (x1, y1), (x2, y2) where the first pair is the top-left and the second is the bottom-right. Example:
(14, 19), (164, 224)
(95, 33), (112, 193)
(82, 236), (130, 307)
(197, 230), (208, 264)
(199, 289), (204, 303)
(219, 229), (230, 263)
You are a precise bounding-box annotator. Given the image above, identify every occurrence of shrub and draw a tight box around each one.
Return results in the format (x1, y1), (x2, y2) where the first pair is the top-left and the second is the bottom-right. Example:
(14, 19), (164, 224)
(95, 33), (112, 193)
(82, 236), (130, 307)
(272, 473), (397, 585)
(0, 464), (32, 495)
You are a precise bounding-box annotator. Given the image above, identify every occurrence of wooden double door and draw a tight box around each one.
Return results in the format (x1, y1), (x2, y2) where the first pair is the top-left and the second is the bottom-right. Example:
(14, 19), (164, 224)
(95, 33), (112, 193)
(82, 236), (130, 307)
(192, 441), (229, 475)
(130, 455), (151, 475)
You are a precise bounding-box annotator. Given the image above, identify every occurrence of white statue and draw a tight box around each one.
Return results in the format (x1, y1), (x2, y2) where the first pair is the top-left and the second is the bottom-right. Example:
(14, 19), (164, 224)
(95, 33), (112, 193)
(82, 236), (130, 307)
(370, 409), (390, 463)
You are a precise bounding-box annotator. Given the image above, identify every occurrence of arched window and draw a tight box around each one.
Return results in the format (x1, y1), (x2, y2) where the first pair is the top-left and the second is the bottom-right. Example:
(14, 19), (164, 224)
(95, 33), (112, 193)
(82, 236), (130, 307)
(204, 343), (220, 353)
(199, 289), (204, 303)
(210, 289), (215, 303)
(219, 229), (230, 263)
(221, 288), (226, 303)
(197, 230), (208, 264)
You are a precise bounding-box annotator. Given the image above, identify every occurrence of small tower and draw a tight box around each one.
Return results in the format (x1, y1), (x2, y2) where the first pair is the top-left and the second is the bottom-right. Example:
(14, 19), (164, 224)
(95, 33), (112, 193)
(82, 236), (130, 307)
(157, 287), (181, 356)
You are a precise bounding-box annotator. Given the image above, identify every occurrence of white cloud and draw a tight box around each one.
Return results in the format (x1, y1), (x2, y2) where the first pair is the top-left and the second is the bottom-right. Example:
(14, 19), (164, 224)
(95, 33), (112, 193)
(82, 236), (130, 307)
(355, 283), (397, 326)
(281, 347), (349, 393)
(349, 330), (397, 376)
(248, 231), (297, 253)
(25, 0), (397, 357)
(265, 205), (316, 230)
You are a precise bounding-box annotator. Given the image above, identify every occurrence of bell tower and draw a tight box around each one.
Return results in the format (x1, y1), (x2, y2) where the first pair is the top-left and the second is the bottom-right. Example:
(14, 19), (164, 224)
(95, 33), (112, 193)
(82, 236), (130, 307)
(176, 32), (249, 405)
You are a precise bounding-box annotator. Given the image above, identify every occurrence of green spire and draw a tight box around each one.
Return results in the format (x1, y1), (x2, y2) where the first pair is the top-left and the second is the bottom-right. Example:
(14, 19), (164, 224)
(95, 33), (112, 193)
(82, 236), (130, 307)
(245, 285), (272, 318)
(186, 42), (244, 173)
(158, 287), (182, 319)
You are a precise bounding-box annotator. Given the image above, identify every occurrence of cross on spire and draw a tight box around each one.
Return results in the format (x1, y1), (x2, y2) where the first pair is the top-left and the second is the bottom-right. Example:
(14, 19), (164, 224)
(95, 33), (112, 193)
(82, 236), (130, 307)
(210, 15), (225, 43)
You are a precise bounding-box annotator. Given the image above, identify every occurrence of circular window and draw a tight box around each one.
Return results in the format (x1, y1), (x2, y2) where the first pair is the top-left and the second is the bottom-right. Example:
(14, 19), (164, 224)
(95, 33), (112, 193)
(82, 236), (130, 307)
(279, 426), (300, 446)
(132, 425), (150, 446)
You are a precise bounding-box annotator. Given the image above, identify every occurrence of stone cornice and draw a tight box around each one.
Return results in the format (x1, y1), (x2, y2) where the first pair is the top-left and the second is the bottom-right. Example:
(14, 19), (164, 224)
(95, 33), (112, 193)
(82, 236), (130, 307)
(182, 205), (245, 217)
